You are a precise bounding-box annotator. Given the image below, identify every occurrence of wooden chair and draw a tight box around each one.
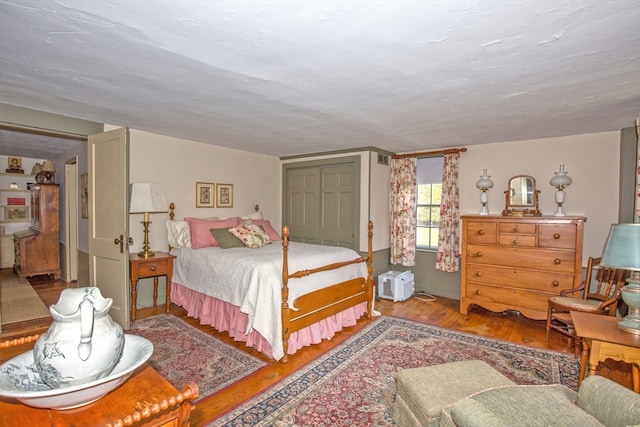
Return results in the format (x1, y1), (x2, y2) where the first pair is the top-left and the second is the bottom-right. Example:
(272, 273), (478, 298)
(546, 256), (628, 357)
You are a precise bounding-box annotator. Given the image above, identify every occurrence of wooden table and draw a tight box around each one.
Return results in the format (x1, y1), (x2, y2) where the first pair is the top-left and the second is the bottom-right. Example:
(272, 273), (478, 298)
(130, 252), (176, 321)
(571, 310), (640, 392)
(0, 364), (198, 426)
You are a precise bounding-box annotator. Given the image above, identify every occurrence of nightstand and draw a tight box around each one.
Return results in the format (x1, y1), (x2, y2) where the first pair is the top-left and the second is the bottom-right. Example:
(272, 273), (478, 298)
(129, 252), (176, 322)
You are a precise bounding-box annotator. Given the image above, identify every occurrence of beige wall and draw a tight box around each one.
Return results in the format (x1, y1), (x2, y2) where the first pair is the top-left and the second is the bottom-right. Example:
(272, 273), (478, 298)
(458, 131), (620, 263)
(128, 129), (281, 257)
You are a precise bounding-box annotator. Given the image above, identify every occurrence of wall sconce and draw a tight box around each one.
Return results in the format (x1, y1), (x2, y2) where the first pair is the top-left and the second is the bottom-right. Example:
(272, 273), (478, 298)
(600, 224), (640, 334)
(475, 169), (494, 215)
(549, 164), (572, 216)
(36, 160), (56, 183)
(129, 183), (168, 258)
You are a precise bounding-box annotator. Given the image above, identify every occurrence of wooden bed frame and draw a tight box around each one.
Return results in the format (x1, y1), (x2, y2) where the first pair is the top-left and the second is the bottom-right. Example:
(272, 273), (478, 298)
(168, 203), (375, 363)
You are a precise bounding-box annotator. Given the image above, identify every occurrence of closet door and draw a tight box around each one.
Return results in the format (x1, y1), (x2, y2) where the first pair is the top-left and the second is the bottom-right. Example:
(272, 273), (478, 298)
(285, 167), (320, 243)
(320, 165), (356, 248)
(283, 157), (359, 249)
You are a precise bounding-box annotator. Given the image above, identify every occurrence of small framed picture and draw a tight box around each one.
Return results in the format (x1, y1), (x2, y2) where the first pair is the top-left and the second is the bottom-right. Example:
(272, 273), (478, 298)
(7, 157), (23, 172)
(195, 182), (215, 208)
(4, 205), (29, 221)
(216, 183), (233, 208)
(80, 173), (89, 219)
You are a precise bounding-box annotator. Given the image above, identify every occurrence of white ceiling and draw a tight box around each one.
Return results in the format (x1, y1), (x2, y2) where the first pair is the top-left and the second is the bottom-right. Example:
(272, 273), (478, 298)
(0, 0), (639, 159)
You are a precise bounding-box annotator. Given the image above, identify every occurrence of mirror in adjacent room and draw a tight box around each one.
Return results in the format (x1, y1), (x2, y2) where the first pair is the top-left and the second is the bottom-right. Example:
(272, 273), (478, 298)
(502, 175), (541, 216)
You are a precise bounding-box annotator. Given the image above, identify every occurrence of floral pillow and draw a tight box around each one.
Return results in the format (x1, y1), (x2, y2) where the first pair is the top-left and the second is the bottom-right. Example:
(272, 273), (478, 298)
(229, 220), (272, 249)
(166, 221), (191, 248)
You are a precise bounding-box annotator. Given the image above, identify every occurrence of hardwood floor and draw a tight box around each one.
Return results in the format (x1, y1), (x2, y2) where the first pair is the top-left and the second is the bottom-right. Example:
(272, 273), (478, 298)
(0, 275), (632, 426)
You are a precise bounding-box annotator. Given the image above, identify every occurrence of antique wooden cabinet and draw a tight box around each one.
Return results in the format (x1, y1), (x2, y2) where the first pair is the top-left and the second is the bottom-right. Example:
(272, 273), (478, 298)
(460, 215), (586, 320)
(13, 184), (60, 283)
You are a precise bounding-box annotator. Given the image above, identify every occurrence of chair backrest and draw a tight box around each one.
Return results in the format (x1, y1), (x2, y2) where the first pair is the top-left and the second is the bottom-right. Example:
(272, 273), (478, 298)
(583, 256), (629, 315)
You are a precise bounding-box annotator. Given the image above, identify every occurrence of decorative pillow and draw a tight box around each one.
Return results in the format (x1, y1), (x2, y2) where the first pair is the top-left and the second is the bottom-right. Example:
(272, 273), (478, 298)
(210, 228), (245, 249)
(229, 220), (272, 249)
(253, 219), (281, 241)
(184, 217), (241, 249)
(166, 221), (191, 248)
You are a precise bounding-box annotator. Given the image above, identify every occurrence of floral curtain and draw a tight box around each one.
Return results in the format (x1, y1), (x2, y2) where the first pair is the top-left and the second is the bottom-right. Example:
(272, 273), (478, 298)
(435, 151), (461, 272)
(390, 157), (417, 266)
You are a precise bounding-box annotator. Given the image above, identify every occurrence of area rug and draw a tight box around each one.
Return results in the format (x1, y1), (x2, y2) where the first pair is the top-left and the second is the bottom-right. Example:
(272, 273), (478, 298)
(0, 275), (49, 325)
(212, 316), (579, 426)
(128, 315), (267, 400)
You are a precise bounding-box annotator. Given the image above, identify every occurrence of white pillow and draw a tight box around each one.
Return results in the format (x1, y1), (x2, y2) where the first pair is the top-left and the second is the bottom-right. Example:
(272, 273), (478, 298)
(240, 210), (263, 220)
(166, 220), (192, 248)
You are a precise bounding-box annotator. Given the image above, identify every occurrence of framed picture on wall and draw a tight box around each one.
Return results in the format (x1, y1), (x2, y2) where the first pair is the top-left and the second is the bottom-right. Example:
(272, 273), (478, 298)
(195, 182), (215, 208)
(216, 183), (233, 208)
(4, 205), (29, 220)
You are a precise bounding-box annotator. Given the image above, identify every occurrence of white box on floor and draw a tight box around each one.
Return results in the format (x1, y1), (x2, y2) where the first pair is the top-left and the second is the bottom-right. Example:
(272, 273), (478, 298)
(378, 270), (414, 302)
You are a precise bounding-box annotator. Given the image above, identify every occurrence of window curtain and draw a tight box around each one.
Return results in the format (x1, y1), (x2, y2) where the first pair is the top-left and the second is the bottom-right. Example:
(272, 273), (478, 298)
(435, 151), (461, 272)
(390, 157), (417, 266)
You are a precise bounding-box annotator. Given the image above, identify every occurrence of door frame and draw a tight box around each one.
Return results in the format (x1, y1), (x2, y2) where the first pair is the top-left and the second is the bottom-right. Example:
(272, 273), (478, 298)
(64, 157), (79, 282)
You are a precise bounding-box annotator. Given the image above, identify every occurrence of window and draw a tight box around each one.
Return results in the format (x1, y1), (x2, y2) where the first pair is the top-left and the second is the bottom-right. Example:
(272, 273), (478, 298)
(416, 157), (443, 249)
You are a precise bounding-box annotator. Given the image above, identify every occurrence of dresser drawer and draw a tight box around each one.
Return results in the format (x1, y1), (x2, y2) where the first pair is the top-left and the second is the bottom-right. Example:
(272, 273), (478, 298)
(538, 224), (577, 249)
(465, 244), (576, 272)
(466, 221), (497, 244)
(464, 282), (552, 313)
(498, 234), (536, 247)
(498, 222), (537, 235)
(465, 264), (575, 292)
(136, 261), (170, 276)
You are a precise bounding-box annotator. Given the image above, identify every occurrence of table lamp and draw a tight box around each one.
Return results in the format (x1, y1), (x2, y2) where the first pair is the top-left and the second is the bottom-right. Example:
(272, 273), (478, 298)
(129, 183), (168, 258)
(549, 164), (572, 216)
(475, 169), (494, 215)
(599, 223), (640, 334)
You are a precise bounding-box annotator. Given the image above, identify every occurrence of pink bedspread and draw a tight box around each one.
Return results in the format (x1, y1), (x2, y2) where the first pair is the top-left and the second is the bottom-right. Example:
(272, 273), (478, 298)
(171, 282), (368, 359)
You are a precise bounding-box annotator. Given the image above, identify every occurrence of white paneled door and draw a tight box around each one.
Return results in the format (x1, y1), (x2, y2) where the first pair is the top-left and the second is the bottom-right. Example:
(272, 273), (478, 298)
(88, 127), (130, 328)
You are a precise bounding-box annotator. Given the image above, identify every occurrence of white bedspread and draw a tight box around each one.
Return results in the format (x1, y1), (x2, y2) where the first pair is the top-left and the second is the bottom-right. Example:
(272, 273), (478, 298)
(170, 242), (367, 360)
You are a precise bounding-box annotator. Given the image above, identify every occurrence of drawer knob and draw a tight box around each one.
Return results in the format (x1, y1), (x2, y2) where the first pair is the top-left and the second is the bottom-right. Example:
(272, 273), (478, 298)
(475, 290), (483, 295)
(552, 281), (560, 287)
(513, 226), (519, 232)
(478, 230), (485, 235)
(512, 239), (519, 245)
(475, 272), (483, 277)
(554, 259), (561, 265)
(150, 265), (157, 272)
(476, 251), (483, 257)
(553, 233), (560, 239)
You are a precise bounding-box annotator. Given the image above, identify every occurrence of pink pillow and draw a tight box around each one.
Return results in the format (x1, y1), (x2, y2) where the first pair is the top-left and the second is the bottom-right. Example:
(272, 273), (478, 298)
(253, 219), (281, 241)
(184, 217), (240, 249)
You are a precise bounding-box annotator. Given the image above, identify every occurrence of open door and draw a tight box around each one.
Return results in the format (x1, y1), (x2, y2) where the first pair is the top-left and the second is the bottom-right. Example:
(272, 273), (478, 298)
(88, 127), (130, 328)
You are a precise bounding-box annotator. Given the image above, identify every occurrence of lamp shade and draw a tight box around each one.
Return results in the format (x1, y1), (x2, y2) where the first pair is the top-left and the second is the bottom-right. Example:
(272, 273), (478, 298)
(41, 160), (55, 172)
(549, 164), (572, 188)
(475, 169), (494, 190)
(600, 224), (640, 271)
(129, 183), (168, 213)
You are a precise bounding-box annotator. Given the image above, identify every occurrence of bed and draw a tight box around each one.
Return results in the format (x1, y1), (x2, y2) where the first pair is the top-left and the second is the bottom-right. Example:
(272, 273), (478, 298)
(166, 204), (375, 362)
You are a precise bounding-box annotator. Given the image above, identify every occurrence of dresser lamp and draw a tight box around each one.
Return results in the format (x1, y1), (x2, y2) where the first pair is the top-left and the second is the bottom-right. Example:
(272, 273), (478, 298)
(475, 169), (494, 215)
(599, 223), (640, 334)
(36, 160), (56, 183)
(129, 183), (168, 258)
(549, 164), (572, 216)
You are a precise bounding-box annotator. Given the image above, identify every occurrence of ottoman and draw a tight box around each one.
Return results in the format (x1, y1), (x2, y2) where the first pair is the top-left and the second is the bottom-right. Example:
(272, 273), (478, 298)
(392, 360), (516, 427)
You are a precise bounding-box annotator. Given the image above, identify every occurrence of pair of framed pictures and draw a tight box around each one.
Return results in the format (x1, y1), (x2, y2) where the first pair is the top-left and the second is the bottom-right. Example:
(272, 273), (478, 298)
(195, 182), (233, 208)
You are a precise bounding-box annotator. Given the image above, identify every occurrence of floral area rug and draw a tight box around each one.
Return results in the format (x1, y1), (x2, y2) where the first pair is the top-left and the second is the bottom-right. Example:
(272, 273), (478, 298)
(212, 316), (579, 426)
(128, 314), (267, 401)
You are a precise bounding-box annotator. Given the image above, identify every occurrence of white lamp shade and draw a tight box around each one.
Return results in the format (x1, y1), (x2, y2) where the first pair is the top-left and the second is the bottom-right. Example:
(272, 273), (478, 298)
(129, 183), (168, 213)
(41, 160), (55, 172)
(600, 224), (640, 271)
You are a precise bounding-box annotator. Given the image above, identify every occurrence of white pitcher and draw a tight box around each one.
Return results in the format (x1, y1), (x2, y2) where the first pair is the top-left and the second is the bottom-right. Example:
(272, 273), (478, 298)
(33, 287), (125, 388)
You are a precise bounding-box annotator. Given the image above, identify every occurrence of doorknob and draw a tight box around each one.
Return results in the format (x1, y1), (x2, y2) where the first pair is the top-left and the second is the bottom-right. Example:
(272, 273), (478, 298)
(114, 235), (124, 253)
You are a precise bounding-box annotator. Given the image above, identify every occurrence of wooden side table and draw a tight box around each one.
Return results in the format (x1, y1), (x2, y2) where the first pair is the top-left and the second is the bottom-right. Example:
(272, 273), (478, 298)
(0, 364), (198, 426)
(571, 310), (640, 393)
(130, 252), (176, 322)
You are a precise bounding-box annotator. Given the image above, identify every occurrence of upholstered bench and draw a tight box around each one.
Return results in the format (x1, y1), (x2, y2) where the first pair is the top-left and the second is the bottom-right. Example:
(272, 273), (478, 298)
(393, 360), (515, 427)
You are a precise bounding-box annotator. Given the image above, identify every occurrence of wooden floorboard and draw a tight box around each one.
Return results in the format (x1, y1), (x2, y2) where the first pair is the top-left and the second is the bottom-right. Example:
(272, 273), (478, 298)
(0, 273), (633, 426)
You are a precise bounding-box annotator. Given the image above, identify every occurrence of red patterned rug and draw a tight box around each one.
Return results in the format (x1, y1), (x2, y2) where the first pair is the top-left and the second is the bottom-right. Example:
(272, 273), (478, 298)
(211, 316), (579, 426)
(128, 315), (267, 400)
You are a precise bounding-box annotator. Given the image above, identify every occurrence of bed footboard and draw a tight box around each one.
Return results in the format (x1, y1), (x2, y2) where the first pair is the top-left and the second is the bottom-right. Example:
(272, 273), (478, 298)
(280, 221), (374, 363)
